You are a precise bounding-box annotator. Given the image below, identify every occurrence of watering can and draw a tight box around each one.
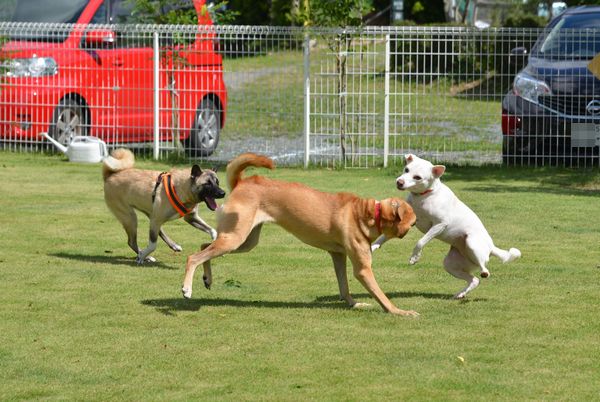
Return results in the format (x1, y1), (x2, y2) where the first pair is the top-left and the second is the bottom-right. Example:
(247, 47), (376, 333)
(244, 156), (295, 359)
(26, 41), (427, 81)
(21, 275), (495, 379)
(40, 132), (108, 163)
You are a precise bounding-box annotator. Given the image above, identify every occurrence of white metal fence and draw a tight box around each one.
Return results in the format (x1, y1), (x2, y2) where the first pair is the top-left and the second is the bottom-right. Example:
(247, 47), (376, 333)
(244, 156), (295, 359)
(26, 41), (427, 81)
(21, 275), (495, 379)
(2, 22), (600, 168)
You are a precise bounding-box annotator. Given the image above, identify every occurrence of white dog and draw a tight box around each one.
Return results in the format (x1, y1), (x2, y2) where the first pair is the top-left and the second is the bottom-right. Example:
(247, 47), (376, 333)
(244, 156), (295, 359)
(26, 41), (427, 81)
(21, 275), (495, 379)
(372, 154), (521, 299)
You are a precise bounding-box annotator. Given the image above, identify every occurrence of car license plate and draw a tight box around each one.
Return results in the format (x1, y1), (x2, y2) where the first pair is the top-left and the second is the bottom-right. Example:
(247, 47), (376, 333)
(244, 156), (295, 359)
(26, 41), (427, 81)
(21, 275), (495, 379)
(571, 123), (600, 148)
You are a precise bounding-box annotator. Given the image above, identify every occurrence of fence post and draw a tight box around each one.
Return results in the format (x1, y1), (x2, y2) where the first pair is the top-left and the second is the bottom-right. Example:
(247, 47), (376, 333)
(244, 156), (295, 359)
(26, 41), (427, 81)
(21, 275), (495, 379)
(303, 32), (311, 168)
(384, 34), (390, 168)
(153, 31), (160, 160)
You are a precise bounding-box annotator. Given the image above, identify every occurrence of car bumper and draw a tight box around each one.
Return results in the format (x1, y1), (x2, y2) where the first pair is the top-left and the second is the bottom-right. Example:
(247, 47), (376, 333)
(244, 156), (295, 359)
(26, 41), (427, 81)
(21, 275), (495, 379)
(502, 92), (600, 164)
(0, 80), (57, 141)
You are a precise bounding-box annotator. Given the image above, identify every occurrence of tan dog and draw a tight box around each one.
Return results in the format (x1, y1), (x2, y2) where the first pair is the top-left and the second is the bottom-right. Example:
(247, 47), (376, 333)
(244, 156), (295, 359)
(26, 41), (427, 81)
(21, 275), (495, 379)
(102, 149), (225, 263)
(181, 153), (418, 316)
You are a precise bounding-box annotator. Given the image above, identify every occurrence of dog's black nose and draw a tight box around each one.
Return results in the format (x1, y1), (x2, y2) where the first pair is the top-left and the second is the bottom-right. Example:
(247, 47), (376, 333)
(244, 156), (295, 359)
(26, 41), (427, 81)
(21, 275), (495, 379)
(396, 179), (404, 189)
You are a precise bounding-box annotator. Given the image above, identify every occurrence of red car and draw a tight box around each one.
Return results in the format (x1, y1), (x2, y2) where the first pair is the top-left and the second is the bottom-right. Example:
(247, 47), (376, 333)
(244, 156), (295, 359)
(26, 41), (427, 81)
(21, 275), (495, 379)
(0, 0), (227, 156)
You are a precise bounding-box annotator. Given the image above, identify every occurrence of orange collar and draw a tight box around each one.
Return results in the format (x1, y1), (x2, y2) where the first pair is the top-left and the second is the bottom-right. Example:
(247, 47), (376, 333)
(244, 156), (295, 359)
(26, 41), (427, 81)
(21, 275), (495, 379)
(417, 189), (433, 196)
(162, 173), (191, 217)
(374, 201), (382, 234)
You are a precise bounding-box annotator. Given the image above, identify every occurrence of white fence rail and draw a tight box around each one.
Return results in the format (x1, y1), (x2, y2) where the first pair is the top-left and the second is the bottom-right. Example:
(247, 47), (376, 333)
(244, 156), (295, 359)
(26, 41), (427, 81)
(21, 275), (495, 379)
(2, 23), (600, 168)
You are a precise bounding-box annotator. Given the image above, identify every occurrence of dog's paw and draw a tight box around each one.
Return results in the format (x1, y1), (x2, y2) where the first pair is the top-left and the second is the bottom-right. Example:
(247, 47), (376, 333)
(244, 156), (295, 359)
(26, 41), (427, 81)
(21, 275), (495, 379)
(136, 255), (156, 264)
(181, 286), (192, 299)
(171, 244), (183, 252)
(371, 244), (381, 252)
(210, 229), (218, 241)
(203, 275), (212, 290)
(409, 253), (421, 265)
(351, 302), (371, 309)
(454, 292), (466, 300)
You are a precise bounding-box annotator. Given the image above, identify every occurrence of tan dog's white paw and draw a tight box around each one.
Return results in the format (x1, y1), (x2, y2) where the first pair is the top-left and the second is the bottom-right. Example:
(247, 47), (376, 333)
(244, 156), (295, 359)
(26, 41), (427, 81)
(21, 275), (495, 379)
(182, 287), (192, 299)
(351, 302), (371, 309)
(136, 255), (156, 264)
(409, 253), (421, 265)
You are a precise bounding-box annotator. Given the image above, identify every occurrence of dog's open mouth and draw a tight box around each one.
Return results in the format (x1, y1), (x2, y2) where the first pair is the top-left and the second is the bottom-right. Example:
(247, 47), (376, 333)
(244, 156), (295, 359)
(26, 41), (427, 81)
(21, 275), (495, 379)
(204, 197), (218, 211)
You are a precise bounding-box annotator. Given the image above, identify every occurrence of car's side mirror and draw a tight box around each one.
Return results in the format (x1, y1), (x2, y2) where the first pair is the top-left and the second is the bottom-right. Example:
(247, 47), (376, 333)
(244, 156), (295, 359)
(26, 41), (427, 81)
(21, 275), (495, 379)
(509, 46), (528, 67)
(510, 47), (528, 56)
(85, 29), (116, 48)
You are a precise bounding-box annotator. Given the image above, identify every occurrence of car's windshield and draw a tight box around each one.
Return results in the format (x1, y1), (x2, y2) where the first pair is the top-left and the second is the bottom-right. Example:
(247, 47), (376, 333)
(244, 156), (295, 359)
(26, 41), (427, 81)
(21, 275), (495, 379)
(0, 0), (90, 42)
(533, 12), (600, 60)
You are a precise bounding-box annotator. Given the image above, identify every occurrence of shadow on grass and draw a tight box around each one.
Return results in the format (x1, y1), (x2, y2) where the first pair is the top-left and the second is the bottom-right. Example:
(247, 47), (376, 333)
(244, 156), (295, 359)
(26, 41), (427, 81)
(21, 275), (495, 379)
(142, 291), (484, 316)
(141, 297), (349, 316)
(403, 165), (600, 197)
(463, 183), (600, 197)
(314, 291), (455, 302)
(443, 165), (600, 186)
(49, 252), (175, 270)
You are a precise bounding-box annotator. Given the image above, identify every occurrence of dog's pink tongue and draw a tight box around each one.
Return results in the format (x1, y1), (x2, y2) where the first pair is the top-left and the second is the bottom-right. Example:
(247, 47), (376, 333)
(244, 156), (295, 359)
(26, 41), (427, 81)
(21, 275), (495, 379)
(205, 197), (218, 211)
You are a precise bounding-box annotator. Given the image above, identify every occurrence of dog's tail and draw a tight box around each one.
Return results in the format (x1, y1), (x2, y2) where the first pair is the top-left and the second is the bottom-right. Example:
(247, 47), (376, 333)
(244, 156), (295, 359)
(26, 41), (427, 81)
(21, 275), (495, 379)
(226, 152), (274, 190)
(102, 148), (135, 181)
(491, 246), (521, 264)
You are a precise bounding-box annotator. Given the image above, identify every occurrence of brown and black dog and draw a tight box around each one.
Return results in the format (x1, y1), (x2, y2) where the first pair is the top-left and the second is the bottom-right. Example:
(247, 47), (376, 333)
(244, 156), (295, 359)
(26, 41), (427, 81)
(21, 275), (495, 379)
(103, 148), (225, 263)
(181, 153), (418, 316)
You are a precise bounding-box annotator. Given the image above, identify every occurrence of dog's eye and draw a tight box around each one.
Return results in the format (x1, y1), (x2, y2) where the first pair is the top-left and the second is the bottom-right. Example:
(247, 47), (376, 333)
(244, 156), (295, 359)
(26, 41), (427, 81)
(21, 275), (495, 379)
(413, 175), (422, 181)
(404, 168), (409, 173)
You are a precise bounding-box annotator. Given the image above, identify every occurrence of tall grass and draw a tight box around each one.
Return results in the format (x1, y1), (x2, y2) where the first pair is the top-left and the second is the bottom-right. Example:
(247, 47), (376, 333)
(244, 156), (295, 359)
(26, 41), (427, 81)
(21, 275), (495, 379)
(1, 151), (599, 400)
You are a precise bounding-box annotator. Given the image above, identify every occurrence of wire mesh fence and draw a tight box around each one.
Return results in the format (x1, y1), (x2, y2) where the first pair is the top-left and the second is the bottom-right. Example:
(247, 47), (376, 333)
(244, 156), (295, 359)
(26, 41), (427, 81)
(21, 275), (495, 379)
(2, 22), (600, 168)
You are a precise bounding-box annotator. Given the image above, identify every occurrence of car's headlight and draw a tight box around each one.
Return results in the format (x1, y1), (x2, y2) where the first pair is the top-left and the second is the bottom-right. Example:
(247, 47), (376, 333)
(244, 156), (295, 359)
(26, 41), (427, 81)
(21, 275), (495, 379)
(512, 72), (551, 104)
(2, 57), (58, 78)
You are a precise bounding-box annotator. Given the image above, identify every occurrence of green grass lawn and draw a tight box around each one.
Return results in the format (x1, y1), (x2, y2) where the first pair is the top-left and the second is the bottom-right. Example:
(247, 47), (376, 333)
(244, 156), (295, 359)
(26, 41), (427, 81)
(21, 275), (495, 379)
(1, 151), (599, 401)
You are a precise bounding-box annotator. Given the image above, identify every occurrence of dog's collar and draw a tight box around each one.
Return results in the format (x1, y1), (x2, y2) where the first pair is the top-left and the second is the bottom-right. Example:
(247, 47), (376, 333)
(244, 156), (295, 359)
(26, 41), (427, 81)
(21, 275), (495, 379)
(415, 189), (433, 196)
(374, 201), (382, 234)
(153, 173), (191, 217)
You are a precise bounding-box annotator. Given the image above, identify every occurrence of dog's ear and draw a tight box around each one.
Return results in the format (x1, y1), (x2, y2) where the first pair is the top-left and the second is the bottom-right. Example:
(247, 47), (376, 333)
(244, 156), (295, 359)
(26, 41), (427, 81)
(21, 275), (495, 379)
(191, 165), (202, 178)
(404, 154), (415, 163)
(381, 199), (398, 222)
(212, 166), (219, 173)
(432, 165), (446, 178)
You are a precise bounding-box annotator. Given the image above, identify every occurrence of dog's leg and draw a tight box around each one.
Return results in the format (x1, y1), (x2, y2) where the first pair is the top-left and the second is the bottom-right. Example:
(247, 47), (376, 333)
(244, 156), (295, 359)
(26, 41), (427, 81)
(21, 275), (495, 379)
(201, 224), (264, 290)
(109, 206), (157, 263)
(182, 220), (258, 298)
(184, 211), (218, 241)
(136, 220), (161, 264)
(410, 223), (447, 264)
(159, 229), (182, 252)
(329, 251), (364, 308)
(444, 247), (479, 299)
(348, 248), (419, 316)
(198, 242), (213, 289)
(464, 235), (492, 278)
(370, 235), (388, 252)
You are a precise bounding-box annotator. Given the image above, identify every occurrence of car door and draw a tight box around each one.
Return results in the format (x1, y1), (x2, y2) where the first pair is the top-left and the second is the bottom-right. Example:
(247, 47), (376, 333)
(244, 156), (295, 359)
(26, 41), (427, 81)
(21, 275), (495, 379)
(109, 0), (171, 141)
(81, 0), (119, 140)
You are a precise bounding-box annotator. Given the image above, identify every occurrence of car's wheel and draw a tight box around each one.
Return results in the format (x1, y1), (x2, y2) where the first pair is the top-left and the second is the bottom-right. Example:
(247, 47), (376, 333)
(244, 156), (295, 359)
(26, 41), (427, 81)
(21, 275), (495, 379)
(48, 98), (88, 146)
(502, 136), (520, 166)
(186, 98), (220, 157)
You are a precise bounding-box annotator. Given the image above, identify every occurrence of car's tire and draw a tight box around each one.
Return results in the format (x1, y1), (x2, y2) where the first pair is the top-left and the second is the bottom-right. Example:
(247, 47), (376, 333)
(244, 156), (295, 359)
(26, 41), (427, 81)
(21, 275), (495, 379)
(186, 98), (220, 157)
(502, 136), (519, 166)
(48, 98), (88, 146)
